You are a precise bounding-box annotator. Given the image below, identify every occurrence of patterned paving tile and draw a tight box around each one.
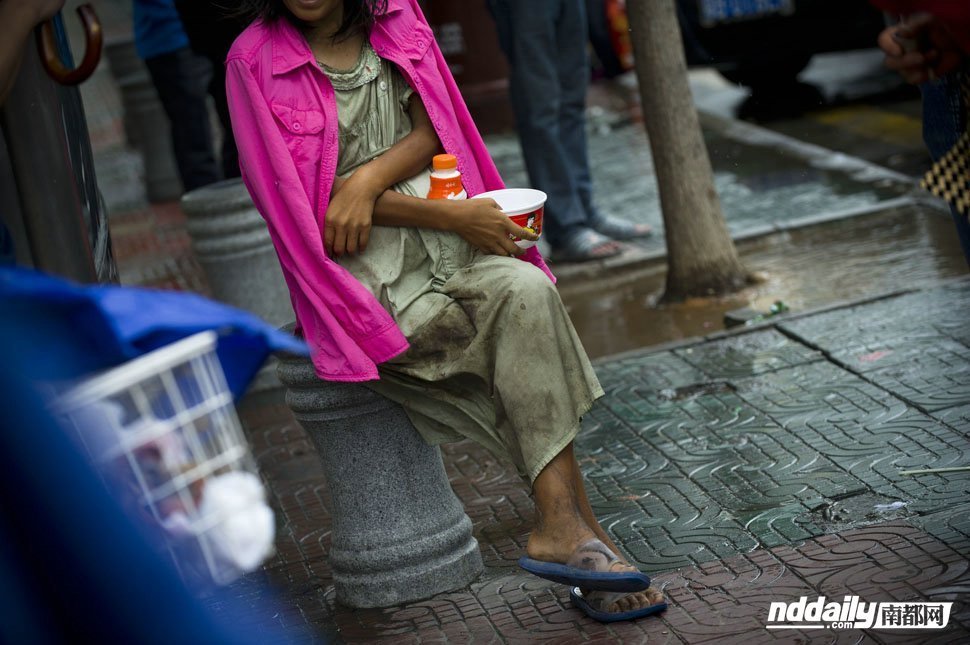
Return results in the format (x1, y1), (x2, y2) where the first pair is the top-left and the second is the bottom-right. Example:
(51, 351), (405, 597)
(207, 282), (970, 644)
(911, 503), (970, 557)
(780, 281), (970, 412)
(933, 403), (970, 430)
(859, 340), (970, 412)
(232, 416), (970, 645)
(592, 350), (709, 415)
(780, 280), (970, 352)
(675, 329), (823, 380)
(733, 361), (970, 519)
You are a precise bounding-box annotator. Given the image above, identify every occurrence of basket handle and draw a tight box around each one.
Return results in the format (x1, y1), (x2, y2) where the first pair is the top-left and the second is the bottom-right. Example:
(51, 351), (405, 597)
(36, 4), (103, 86)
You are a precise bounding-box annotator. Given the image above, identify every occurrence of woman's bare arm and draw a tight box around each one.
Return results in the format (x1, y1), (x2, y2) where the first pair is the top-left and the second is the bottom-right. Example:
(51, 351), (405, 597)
(367, 184), (538, 257)
(324, 94), (440, 257)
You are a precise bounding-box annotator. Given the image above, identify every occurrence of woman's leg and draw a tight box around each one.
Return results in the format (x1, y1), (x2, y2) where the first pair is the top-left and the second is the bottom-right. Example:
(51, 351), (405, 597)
(371, 254), (666, 615)
(527, 442), (624, 558)
(529, 441), (665, 612)
(525, 442), (597, 561)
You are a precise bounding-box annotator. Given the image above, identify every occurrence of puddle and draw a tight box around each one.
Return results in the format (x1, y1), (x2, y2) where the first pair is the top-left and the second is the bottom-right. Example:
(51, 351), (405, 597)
(560, 205), (967, 359)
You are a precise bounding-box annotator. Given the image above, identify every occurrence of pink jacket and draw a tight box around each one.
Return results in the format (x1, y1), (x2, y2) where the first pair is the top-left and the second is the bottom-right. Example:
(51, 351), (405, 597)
(226, 0), (554, 382)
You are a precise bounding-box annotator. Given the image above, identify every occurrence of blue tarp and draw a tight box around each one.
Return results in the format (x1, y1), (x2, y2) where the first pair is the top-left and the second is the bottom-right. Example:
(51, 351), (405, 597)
(0, 267), (308, 399)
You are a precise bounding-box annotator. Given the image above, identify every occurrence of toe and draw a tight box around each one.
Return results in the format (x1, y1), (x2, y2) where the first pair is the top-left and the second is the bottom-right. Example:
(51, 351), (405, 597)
(618, 595), (638, 612)
(644, 586), (665, 606)
(582, 585), (666, 615)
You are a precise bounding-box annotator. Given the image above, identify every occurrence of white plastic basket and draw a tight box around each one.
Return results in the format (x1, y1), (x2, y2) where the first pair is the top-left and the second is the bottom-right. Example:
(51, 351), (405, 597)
(50, 331), (274, 589)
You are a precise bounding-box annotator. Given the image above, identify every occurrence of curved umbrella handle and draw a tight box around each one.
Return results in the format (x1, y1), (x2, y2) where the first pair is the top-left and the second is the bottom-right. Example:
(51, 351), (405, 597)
(36, 4), (103, 86)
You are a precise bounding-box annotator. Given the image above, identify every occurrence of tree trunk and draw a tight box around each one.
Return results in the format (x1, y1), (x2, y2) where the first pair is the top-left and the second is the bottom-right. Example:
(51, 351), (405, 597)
(627, 0), (749, 302)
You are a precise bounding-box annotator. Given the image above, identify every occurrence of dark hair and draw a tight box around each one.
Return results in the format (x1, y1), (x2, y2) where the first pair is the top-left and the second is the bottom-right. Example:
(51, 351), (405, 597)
(235, 0), (388, 41)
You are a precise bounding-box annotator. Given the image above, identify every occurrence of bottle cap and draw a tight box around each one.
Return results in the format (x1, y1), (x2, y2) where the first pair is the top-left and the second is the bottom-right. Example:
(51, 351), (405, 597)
(432, 154), (457, 171)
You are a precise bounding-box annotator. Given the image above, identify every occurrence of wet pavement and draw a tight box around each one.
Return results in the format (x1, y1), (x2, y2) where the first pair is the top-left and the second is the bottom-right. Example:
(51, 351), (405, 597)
(559, 202), (967, 358)
(60, 3), (970, 641)
(218, 277), (970, 643)
(488, 113), (909, 263)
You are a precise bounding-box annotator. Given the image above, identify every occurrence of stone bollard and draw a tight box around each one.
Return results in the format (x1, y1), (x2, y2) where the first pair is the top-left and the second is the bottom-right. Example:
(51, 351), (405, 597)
(104, 37), (182, 202)
(104, 38), (142, 148)
(277, 349), (484, 608)
(181, 179), (294, 394)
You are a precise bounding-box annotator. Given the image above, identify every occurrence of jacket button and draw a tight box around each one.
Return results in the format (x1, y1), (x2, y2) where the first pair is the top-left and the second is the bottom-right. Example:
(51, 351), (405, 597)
(293, 122), (302, 131)
(416, 40), (425, 49)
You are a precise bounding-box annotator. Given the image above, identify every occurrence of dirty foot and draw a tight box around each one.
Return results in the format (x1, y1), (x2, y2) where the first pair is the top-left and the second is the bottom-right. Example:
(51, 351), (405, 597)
(520, 537), (652, 592)
(571, 585), (667, 623)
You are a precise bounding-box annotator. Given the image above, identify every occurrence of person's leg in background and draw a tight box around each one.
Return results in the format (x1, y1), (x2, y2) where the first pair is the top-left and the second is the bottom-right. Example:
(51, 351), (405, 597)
(585, 0), (624, 79)
(556, 0), (596, 226)
(556, 0), (651, 241)
(144, 48), (221, 191)
(173, 0), (243, 179)
(921, 71), (970, 266)
(209, 63), (239, 179)
(488, 0), (620, 261)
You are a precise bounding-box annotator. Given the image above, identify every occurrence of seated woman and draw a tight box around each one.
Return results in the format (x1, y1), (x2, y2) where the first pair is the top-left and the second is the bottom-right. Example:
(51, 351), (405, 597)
(226, 0), (665, 621)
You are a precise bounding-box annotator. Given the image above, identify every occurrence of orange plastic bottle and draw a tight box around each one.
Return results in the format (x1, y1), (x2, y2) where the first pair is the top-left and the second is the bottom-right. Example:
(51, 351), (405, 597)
(427, 154), (467, 200)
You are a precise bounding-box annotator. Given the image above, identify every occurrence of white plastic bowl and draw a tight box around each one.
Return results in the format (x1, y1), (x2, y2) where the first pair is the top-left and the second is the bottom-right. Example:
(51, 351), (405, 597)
(473, 188), (547, 248)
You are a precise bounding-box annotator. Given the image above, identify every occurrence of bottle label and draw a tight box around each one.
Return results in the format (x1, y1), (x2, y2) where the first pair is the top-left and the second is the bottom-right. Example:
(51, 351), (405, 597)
(428, 176), (466, 200)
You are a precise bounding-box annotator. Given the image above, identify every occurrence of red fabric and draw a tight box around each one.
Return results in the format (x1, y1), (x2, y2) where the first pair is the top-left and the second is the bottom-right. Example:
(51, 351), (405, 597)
(871, 0), (970, 53)
(871, 0), (970, 21)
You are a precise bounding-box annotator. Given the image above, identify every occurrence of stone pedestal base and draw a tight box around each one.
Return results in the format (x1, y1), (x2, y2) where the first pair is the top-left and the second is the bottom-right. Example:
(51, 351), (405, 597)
(277, 351), (483, 608)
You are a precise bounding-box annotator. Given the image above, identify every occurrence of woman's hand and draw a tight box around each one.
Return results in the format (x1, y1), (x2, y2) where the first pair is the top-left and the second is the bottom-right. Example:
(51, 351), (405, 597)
(878, 14), (963, 84)
(325, 174), (379, 257)
(447, 198), (539, 257)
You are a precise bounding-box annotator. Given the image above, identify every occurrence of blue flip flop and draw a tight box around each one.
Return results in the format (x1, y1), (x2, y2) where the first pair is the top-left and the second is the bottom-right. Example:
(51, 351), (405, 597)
(517, 539), (652, 592)
(570, 586), (668, 623)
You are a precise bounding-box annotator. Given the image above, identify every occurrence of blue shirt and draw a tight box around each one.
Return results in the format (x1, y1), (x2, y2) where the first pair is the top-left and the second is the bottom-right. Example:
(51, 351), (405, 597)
(133, 0), (189, 60)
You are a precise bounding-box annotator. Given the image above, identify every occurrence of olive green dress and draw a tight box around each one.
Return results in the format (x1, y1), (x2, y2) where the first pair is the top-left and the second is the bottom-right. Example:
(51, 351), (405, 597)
(323, 44), (603, 483)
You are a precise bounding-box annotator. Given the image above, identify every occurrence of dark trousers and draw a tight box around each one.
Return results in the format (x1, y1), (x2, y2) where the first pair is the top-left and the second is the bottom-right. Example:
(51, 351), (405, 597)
(144, 47), (221, 191)
(488, 0), (599, 247)
(173, 0), (243, 179)
(207, 62), (239, 180)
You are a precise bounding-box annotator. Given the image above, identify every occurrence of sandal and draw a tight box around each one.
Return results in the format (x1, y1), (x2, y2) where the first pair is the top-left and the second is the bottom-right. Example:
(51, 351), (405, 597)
(550, 228), (624, 263)
(590, 215), (653, 240)
(517, 539), (652, 592)
(570, 586), (668, 623)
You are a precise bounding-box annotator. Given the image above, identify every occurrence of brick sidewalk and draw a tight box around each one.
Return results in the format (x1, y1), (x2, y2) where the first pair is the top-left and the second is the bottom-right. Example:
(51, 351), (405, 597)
(211, 279), (969, 644)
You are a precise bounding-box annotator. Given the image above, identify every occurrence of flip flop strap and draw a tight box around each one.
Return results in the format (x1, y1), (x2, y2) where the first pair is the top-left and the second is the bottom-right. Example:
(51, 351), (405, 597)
(565, 539), (622, 572)
(582, 589), (630, 612)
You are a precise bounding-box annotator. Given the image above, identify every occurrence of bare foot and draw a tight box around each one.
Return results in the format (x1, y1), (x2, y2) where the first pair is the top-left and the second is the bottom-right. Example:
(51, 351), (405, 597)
(525, 520), (599, 565)
(526, 533), (644, 580)
(580, 585), (667, 614)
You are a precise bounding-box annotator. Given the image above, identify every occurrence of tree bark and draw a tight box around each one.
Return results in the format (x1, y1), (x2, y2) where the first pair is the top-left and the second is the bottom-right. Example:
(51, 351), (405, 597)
(627, 0), (749, 302)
